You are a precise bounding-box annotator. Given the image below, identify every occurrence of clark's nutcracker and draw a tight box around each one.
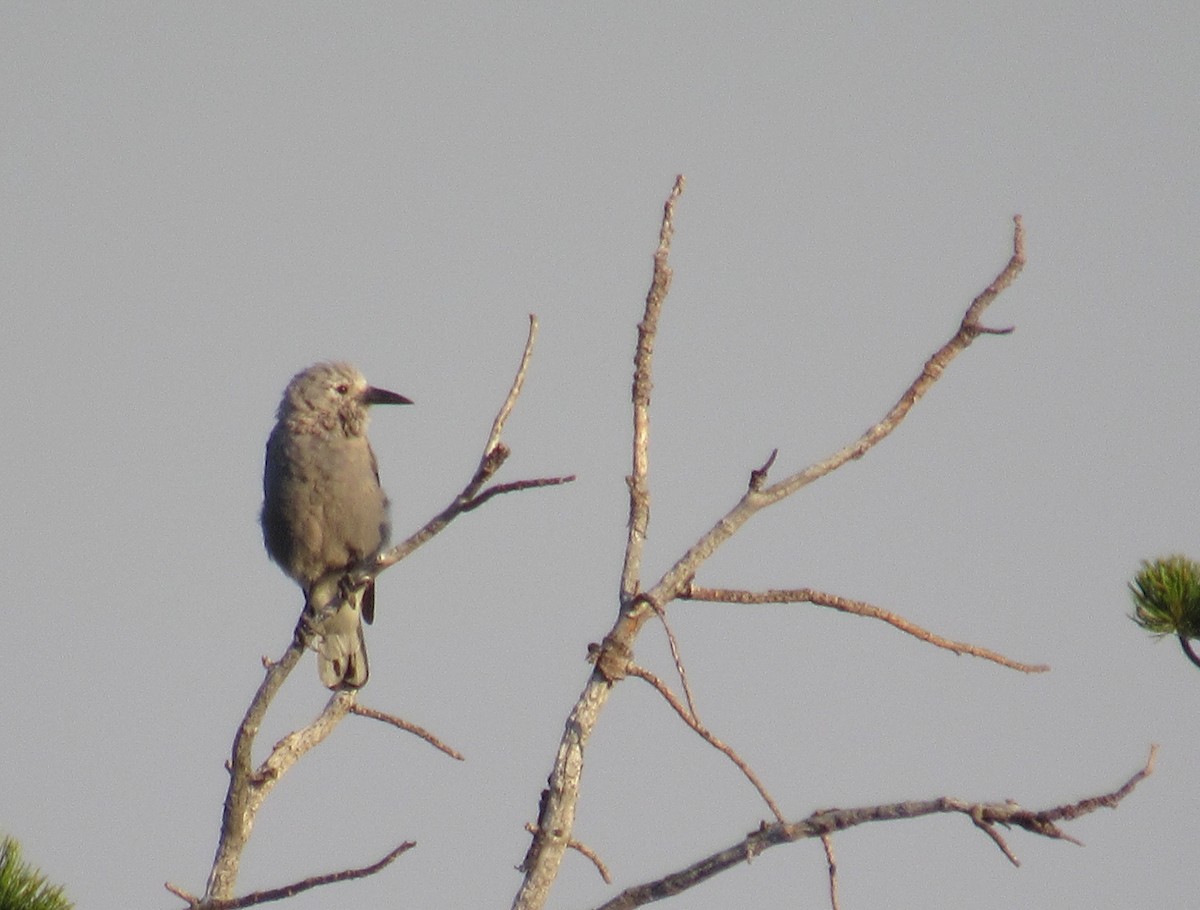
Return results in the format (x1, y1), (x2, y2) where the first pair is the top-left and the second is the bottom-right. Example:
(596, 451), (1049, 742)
(261, 362), (411, 688)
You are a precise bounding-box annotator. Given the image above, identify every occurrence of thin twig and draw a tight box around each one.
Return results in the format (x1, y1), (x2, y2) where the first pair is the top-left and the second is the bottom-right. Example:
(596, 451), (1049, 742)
(969, 805), (1023, 865)
(204, 318), (567, 904)
(620, 174), (685, 603)
(628, 663), (784, 823)
(748, 449), (778, 492)
(681, 584), (1048, 673)
(371, 314), (568, 578)
(646, 599), (700, 719)
(164, 882), (199, 907)
(178, 842), (415, 909)
(589, 746), (1155, 910)
(1024, 743), (1157, 823)
(487, 314), (539, 454)
(511, 178), (686, 910)
(1178, 634), (1200, 670)
(350, 702), (465, 760)
(524, 824), (613, 884)
(462, 474), (577, 512)
(820, 834), (841, 910)
(568, 839), (614, 886)
(636, 216), (1028, 616)
(514, 200), (1031, 910)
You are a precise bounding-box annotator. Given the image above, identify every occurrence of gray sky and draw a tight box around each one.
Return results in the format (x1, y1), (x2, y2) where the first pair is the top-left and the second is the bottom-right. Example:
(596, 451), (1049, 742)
(3, 4), (1197, 908)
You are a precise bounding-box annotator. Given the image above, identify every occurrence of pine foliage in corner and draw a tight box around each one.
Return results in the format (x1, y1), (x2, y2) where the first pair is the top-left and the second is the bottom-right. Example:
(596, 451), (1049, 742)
(0, 837), (72, 910)
(1129, 555), (1200, 639)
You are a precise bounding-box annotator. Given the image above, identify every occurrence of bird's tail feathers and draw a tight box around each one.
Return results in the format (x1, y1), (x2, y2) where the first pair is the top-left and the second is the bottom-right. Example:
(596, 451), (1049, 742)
(314, 597), (369, 689)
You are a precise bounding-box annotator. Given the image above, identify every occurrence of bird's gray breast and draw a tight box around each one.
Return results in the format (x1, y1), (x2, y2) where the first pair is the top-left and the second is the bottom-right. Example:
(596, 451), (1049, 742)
(262, 424), (391, 588)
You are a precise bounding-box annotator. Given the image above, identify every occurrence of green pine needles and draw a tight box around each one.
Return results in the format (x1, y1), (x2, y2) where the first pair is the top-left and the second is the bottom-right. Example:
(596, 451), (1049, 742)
(1130, 555), (1200, 670)
(1130, 556), (1200, 638)
(0, 837), (72, 910)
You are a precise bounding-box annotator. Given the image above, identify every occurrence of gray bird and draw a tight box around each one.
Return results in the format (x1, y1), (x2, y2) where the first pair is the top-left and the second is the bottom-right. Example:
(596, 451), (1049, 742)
(261, 362), (411, 688)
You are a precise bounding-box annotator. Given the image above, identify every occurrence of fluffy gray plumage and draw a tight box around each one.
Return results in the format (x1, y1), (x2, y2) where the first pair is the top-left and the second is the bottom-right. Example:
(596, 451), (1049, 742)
(261, 361), (411, 688)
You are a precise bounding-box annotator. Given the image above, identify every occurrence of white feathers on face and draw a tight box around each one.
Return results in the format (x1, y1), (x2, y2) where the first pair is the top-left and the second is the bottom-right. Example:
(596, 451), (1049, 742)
(278, 363), (368, 420)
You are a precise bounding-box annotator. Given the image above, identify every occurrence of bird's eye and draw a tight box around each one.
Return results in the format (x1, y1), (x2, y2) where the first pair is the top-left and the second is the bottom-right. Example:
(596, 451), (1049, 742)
(335, 383), (351, 395)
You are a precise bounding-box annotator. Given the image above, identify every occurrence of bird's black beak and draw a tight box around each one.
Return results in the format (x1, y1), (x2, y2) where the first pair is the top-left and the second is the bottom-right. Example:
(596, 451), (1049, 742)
(363, 386), (413, 406)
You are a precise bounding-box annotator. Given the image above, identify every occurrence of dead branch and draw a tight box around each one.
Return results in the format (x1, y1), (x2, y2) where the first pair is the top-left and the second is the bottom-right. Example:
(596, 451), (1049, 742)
(461, 474), (577, 512)
(524, 824), (613, 884)
(567, 839), (614, 886)
(634, 214), (1028, 621)
(627, 663), (784, 822)
(174, 842), (414, 910)
(196, 316), (568, 905)
(820, 834), (841, 910)
(201, 642), (307, 901)
(620, 175), (685, 603)
(646, 599), (700, 719)
(349, 702), (466, 761)
(681, 584), (1049, 673)
(512, 182), (1031, 910)
(588, 747), (1155, 910)
(512, 179), (687, 910)
(366, 314), (572, 580)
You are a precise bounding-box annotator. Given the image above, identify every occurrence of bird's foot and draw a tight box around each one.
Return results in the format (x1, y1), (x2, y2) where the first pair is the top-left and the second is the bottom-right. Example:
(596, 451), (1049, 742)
(294, 606), (327, 648)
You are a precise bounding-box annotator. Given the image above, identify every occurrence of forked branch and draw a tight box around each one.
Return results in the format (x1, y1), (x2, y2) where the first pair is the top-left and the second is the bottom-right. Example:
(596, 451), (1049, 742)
(169, 841), (415, 910)
(635, 215), (1028, 617)
(627, 663), (784, 822)
(192, 317), (570, 906)
(367, 314), (574, 580)
(589, 747), (1156, 910)
(513, 186), (1034, 910)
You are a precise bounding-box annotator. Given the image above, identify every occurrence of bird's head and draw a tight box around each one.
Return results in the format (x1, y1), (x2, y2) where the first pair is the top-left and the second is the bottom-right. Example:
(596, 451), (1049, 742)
(277, 362), (412, 436)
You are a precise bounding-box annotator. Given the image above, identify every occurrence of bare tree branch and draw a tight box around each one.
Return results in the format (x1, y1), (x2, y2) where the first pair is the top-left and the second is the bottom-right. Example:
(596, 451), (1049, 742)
(820, 834), (841, 910)
(202, 641), (306, 901)
(680, 583), (1049, 673)
(197, 317), (568, 905)
(621, 175), (685, 603)
(589, 747), (1155, 910)
(524, 824), (614, 884)
(461, 474), (577, 512)
(349, 703), (465, 761)
(647, 600), (700, 719)
(488, 313), (539, 452)
(626, 663), (784, 822)
(1177, 633), (1200, 670)
(637, 215), (1028, 619)
(512, 186), (1031, 910)
(512, 178), (687, 910)
(175, 842), (415, 909)
(204, 689), (360, 900)
(366, 314), (571, 581)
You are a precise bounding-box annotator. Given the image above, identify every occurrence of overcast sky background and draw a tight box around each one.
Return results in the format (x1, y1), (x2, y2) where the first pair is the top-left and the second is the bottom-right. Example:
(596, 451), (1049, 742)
(2, 4), (1197, 909)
